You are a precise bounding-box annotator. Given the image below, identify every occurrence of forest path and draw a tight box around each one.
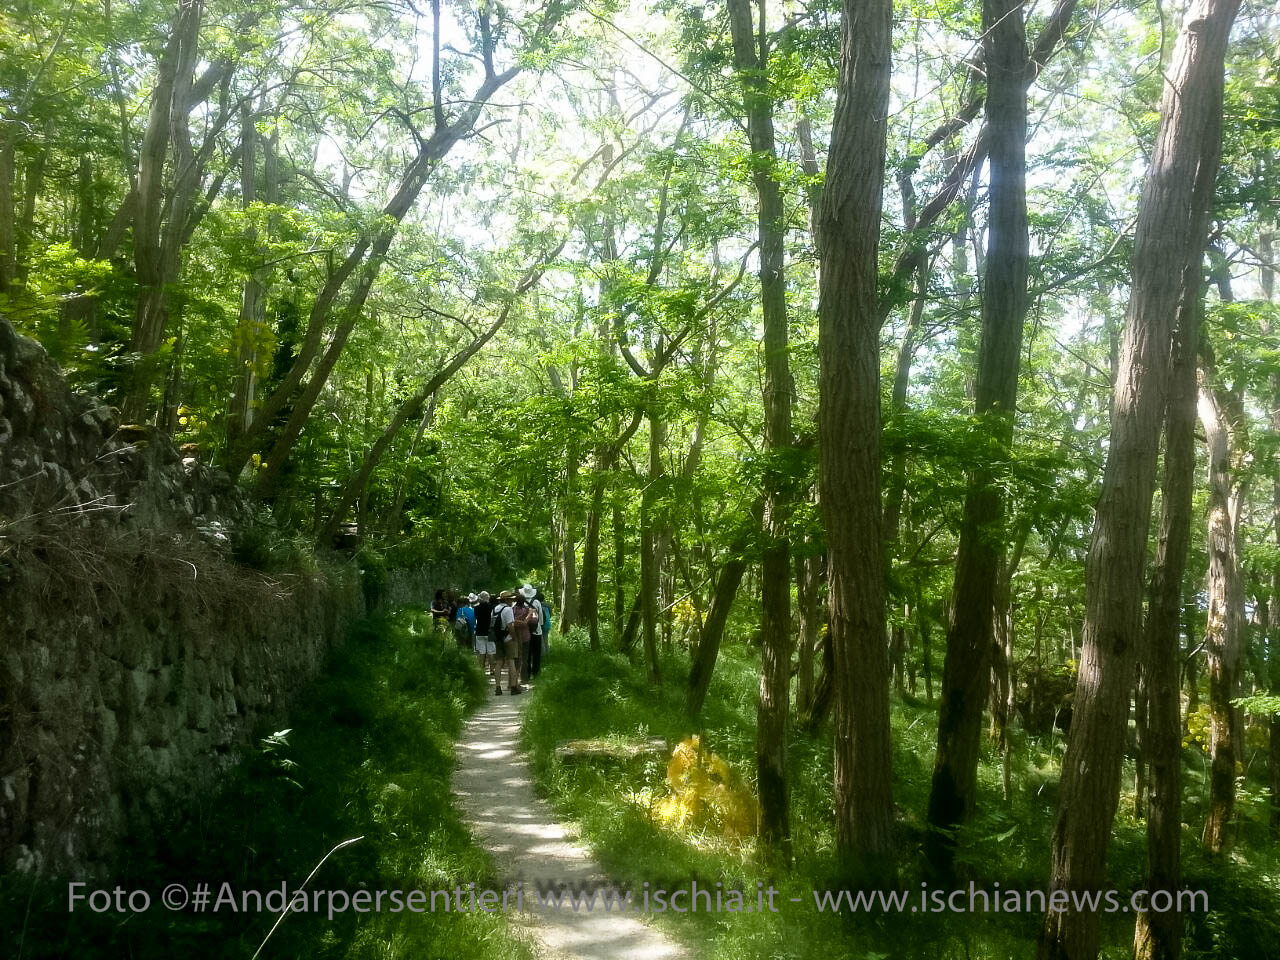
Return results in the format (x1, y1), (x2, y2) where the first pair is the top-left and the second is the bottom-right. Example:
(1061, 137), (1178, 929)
(453, 688), (689, 960)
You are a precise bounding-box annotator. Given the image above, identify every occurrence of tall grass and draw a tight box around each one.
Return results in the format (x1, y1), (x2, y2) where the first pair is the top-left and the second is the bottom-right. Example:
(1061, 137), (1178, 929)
(3, 608), (536, 960)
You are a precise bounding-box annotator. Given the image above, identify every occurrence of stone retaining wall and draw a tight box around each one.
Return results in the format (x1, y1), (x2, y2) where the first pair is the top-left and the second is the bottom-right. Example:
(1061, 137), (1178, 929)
(0, 315), (364, 875)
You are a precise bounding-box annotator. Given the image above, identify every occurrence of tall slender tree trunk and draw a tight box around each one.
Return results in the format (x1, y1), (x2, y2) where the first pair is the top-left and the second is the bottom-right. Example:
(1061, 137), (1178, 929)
(579, 412), (640, 650)
(1260, 230), (1280, 839)
(918, 593), (934, 701)
(613, 496), (627, 634)
(62, 154), (99, 342)
(1198, 369), (1245, 854)
(16, 129), (49, 280)
(1185, 600), (1201, 714)
(229, 104), (265, 448)
(815, 0), (895, 885)
(882, 173), (930, 549)
(580, 478), (607, 650)
(796, 550), (821, 718)
(127, 0), (204, 421)
(641, 409), (664, 683)
(558, 445), (580, 631)
(925, 0), (1030, 880)
(0, 134), (17, 291)
(1038, 0), (1238, 955)
(383, 394), (435, 535)
(992, 561), (1016, 803)
(1132, 268), (1204, 960)
(725, 0), (794, 857)
(687, 506), (760, 719)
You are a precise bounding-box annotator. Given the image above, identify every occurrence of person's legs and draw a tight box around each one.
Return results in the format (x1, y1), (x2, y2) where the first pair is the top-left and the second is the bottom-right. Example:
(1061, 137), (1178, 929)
(530, 633), (542, 677)
(503, 638), (521, 692)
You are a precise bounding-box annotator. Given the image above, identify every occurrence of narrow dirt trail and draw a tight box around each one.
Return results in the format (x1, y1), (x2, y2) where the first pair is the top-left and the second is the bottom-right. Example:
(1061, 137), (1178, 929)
(453, 691), (689, 960)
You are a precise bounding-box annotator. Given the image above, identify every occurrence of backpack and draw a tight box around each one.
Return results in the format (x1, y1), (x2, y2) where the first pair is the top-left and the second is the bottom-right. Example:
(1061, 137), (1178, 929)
(492, 603), (509, 641)
(512, 603), (536, 637)
(541, 601), (552, 634)
(453, 615), (470, 643)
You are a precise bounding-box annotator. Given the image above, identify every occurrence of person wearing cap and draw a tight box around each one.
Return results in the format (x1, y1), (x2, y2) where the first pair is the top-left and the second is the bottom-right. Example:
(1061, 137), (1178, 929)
(520, 584), (544, 681)
(493, 590), (522, 695)
(473, 591), (496, 680)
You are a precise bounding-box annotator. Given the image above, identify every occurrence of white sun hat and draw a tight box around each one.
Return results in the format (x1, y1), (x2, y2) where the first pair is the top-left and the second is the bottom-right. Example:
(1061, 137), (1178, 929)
(467, 593), (478, 603)
(519, 583), (536, 599)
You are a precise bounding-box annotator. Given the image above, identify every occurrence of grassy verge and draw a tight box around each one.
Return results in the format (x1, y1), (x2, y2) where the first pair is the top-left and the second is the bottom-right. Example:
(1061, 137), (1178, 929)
(4, 607), (536, 960)
(522, 630), (1280, 960)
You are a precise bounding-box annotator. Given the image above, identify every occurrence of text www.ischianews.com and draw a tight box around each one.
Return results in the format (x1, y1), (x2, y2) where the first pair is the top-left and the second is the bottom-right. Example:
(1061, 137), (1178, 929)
(67, 880), (1208, 920)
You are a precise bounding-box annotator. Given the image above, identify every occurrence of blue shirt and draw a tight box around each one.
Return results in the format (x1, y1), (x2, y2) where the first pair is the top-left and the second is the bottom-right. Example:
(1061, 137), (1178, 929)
(456, 605), (476, 634)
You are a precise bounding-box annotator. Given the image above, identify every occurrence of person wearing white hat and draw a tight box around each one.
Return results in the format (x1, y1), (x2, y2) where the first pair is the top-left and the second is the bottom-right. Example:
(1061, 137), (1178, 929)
(520, 584), (544, 682)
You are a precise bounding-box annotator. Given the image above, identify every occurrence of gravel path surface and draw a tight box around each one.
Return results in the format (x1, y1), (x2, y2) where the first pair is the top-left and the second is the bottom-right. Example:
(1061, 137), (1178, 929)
(453, 689), (689, 960)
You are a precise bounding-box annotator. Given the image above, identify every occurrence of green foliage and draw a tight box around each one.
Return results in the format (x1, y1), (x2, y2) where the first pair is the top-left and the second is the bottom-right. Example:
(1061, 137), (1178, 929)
(1235, 694), (1280, 718)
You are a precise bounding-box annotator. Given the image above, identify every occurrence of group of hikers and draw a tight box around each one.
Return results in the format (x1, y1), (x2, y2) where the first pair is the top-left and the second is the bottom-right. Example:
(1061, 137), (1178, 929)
(431, 585), (551, 695)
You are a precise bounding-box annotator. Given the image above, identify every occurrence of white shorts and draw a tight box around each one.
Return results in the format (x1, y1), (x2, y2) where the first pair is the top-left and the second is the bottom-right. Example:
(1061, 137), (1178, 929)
(474, 635), (496, 655)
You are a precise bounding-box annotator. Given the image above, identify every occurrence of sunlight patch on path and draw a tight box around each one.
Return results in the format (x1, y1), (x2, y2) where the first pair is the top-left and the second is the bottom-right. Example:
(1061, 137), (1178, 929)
(454, 692), (690, 960)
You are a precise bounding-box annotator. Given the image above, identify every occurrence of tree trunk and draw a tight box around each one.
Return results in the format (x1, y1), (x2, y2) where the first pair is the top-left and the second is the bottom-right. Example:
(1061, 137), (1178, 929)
(726, 0), (794, 858)
(815, 0), (895, 885)
(61, 154), (100, 343)
(580, 478), (607, 650)
(801, 626), (836, 734)
(382, 394), (435, 535)
(558, 443), (580, 632)
(1132, 264), (1204, 960)
(1260, 230), (1280, 839)
(882, 173), (930, 549)
(1038, 0), (1238, 955)
(687, 554), (750, 720)
(619, 591), (642, 654)
(0, 137), (14, 292)
(641, 409), (664, 683)
(229, 103), (265, 448)
(925, 0), (1030, 881)
(613, 496), (627, 634)
(578, 412), (641, 650)
(1198, 370), (1245, 854)
(992, 569), (1015, 803)
(127, 0), (205, 421)
(16, 130), (49, 280)
(1184, 600), (1201, 714)
(796, 550), (821, 717)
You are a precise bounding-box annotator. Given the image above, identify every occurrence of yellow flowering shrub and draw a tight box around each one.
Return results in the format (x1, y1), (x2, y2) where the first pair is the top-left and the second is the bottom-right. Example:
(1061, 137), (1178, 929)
(1184, 704), (1212, 750)
(652, 735), (757, 840)
(672, 598), (699, 627)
